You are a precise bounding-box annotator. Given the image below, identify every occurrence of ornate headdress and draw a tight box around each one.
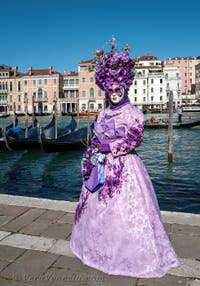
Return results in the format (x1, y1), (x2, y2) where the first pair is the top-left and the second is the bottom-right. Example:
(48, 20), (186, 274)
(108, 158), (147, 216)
(94, 37), (135, 94)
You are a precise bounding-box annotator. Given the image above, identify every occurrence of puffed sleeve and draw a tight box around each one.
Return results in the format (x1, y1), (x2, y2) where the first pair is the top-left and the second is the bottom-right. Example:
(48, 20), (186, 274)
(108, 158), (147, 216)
(109, 106), (144, 157)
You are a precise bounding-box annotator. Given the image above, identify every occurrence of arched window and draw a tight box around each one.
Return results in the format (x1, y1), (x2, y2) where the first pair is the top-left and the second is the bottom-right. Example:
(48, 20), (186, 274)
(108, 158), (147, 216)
(38, 88), (43, 99)
(90, 88), (94, 98)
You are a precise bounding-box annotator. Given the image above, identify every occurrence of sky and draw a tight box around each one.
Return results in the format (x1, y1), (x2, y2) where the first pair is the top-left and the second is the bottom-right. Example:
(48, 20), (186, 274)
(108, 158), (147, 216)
(1, 0), (200, 74)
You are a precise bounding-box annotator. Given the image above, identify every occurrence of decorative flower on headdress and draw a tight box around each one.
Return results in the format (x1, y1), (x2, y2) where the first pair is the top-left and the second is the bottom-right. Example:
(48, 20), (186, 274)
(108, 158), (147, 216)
(94, 37), (135, 94)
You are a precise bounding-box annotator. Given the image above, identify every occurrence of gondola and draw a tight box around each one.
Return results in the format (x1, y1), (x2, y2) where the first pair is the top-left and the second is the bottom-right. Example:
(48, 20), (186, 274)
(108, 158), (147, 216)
(40, 126), (88, 152)
(0, 118), (19, 150)
(144, 120), (200, 129)
(61, 111), (77, 117)
(42, 115), (77, 139)
(5, 118), (40, 151)
(29, 111), (52, 116)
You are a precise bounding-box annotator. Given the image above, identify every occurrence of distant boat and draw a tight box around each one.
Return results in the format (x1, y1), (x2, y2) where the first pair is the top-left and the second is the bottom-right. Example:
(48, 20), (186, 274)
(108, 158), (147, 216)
(0, 112), (10, 118)
(145, 120), (200, 129)
(14, 111), (25, 117)
(61, 111), (77, 117)
(79, 111), (99, 117)
(182, 104), (200, 112)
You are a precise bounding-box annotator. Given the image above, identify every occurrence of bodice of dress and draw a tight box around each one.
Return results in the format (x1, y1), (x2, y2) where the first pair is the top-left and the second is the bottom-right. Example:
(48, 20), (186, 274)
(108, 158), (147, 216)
(94, 103), (144, 157)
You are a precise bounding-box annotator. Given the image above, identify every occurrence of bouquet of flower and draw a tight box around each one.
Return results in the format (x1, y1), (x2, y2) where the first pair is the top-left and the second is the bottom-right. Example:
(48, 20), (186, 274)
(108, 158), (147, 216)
(82, 146), (106, 181)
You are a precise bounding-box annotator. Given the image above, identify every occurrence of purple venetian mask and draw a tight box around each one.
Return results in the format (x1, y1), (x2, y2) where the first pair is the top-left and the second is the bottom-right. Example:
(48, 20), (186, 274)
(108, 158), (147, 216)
(106, 84), (130, 109)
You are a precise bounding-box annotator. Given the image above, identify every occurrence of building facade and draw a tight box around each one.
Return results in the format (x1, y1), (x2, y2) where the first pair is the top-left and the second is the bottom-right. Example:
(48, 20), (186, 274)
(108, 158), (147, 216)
(195, 63), (200, 98)
(61, 71), (79, 113)
(0, 65), (24, 115)
(163, 57), (200, 94)
(129, 55), (181, 112)
(23, 66), (63, 114)
(78, 60), (105, 112)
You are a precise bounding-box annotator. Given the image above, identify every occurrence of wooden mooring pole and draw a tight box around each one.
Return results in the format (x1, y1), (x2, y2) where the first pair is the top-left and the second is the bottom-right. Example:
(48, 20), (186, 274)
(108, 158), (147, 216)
(24, 99), (28, 139)
(168, 90), (173, 162)
(13, 102), (16, 127)
(54, 98), (58, 139)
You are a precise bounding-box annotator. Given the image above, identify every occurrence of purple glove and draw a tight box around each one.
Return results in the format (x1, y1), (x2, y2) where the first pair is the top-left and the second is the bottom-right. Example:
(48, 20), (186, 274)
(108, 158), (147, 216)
(100, 143), (111, 153)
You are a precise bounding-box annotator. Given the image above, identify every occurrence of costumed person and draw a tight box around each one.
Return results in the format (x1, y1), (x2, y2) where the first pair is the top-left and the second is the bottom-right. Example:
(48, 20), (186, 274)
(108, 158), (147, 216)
(70, 39), (180, 278)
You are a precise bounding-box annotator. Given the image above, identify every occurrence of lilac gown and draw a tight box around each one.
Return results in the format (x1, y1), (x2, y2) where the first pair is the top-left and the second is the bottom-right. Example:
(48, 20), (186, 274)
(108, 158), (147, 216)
(70, 103), (180, 278)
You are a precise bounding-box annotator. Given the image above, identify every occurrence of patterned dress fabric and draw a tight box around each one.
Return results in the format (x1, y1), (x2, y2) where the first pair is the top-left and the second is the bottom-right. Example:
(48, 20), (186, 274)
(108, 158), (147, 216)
(70, 103), (180, 278)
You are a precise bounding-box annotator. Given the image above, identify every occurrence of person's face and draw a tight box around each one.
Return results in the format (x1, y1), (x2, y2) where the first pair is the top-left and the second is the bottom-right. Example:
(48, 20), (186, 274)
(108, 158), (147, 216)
(107, 85), (125, 104)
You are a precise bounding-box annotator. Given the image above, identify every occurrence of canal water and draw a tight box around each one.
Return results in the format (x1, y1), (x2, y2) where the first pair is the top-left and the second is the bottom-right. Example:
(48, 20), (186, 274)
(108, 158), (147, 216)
(0, 112), (200, 214)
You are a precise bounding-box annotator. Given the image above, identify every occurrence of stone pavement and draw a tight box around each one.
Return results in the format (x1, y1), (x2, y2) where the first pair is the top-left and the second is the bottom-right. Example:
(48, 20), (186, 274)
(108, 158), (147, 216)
(0, 194), (200, 286)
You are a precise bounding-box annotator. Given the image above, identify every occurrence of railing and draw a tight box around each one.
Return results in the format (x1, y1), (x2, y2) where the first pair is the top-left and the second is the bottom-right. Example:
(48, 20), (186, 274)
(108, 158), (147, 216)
(0, 89), (8, 94)
(33, 97), (48, 102)
(58, 98), (77, 103)
(0, 100), (8, 104)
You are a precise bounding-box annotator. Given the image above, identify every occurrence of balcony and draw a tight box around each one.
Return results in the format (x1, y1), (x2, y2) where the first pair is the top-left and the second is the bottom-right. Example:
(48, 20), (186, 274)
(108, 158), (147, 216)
(33, 97), (48, 102)
(0, 100), (8, 104)
(59, 97), (77, 103)
(0, 89), (8, 94)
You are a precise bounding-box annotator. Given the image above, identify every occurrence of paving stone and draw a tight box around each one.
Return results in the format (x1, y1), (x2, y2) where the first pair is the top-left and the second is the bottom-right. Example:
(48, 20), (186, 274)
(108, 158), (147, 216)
(100, 273), (136, 286)
(138, 274), (193, 286)
(66, 233), (71, 241)
(57, 212), (75, 225)
(26, 267), (105, 286)
(0, 260), (10, 271)
(190, 280), (200, 286)
(163, 223), (171, 234)
(170, 233), (200, 259)
(171, 224), (200, 236)
(19, 221), (52, 236)
(0, 233), (56, 252)
(52, 255), (91, 273)
(0, 245), (26, 262)
(48, 239), (76, 257)
(0, 230), (11, 241)
(34, 209), (66, 223)
(39, 267), (135, 286)
(0, 250), (59, 281)
(0, 204), (29, 217)
(1, 209), (46, 232)
(0, 277), (30, 286)
(40, 222), (72, 240)
(169, 258), (200, 279)
(0, 195), (77, 213)
(161, 212), (200, 227)
(0, 216), (14, 227)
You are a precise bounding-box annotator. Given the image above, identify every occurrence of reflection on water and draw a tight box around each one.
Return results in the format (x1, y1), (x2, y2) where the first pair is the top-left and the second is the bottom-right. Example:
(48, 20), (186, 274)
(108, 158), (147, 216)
(0, 112), (200, 214)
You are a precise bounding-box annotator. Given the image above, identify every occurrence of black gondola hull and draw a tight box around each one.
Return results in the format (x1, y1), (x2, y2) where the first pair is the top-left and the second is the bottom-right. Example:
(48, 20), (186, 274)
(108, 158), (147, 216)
(41, 127), (88, 152)
(145, 120), (200, 129)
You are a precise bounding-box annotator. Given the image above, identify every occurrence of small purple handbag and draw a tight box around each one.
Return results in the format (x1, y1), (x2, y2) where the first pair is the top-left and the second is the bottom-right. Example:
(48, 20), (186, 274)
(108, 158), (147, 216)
(84, 163), (104, 193)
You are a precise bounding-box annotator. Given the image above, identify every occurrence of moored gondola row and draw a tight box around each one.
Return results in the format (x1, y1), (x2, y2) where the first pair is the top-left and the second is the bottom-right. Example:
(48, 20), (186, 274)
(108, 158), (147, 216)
(0, 115), (90, 152)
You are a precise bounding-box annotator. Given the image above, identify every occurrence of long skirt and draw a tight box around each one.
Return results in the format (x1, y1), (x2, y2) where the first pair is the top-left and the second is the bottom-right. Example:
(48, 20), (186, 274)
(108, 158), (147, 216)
(70, 152), (180, 278)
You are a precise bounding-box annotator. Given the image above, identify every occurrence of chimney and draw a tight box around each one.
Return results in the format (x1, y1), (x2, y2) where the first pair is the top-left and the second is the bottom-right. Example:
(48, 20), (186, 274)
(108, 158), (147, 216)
(63, 69), (67, 75)
(13, 66), (18, 77)
(48, 66), (52, 75)
(28, 67), (32, 76)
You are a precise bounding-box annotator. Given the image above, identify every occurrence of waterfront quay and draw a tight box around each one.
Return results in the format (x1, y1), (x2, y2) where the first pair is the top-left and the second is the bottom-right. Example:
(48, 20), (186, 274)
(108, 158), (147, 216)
(0, 194), (200, 286)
